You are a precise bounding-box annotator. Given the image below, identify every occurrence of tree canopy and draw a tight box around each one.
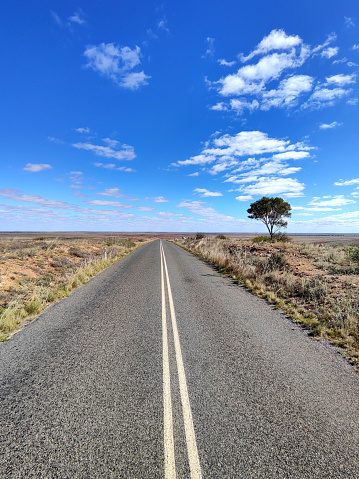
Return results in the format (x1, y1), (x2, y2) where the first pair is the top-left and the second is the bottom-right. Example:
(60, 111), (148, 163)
(247, 197), (291, 239)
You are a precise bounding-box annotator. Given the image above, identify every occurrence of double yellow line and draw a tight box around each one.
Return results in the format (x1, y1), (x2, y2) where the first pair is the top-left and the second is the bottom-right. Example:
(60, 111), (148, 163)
(160, 241), (202, 479)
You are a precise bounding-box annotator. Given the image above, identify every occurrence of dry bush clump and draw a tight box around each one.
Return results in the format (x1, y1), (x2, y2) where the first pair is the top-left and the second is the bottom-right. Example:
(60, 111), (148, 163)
(0, 236), (145, 340)
(178, 236), (359, 369)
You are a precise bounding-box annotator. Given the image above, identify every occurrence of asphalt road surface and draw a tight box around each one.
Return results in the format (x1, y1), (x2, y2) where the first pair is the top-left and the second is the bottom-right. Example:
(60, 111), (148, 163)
(1, 240), (359, 478)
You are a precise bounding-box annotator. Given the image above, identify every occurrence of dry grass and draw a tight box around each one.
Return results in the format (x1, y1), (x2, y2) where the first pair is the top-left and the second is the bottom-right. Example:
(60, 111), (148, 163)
(0, 236), (147, 340)
(176, 236), (359, 370)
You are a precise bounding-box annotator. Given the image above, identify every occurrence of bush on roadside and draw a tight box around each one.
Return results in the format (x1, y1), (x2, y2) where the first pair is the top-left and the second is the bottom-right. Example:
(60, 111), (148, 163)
(195, 233), (206, 240)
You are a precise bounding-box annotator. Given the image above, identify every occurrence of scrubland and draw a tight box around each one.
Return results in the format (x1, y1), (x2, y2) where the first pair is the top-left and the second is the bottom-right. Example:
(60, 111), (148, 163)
(177, 235), (359, 369)
(0, 235), (145, 340)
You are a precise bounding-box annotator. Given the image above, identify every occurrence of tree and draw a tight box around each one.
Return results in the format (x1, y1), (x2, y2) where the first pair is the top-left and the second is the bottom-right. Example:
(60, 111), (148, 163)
(247, 197), (291, 240)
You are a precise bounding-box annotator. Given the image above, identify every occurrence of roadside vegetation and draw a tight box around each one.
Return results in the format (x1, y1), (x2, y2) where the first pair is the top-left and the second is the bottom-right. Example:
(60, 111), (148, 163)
(0, 236), (145, 341)
(176, 235), (359, 369)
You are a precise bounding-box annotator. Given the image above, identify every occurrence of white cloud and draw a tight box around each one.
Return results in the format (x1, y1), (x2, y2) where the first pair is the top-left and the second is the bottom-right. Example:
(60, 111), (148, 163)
(333, 57), (348, 65)
(0, 189), (77, 209)
(218, 59), (236, 67)
(51, 11), (62, 26)
(188, 172), (199, 177)
(347, 61), (359, 67)
(84, 43), (150, 89)
(218, 50), (307, 97)
(292, 206), (341, 212)
(335, 178), (359, 186)
(94, 163), (134, 172)
(311, 32), (337, 55)
(321, 47), (339, 58)
(158, 20), (169, 32)
(153, 196), (169, 203)
(203, 37), (215, 58)
(87, 200), (134, 208)
(76, 127), (90, 134)
(97, 187), (124, 198)
(230, 98), (259, 113)
(73, 140), (136, 161)
(319, 121), (342, 130)
(347, 98), (358, 105)
(325, 73), (356, 86)
(138, 206), (156, 211)
(48, 136), (64, 144)
(239, 29), (302, 62)
(68, 11), (85, 25)
(345, 17), (355, 28)
(177, 200), (237, 222)
(272, 151), (310, 160)
(303, 87), (351, 109)
(210, 30), (353, 114)
(261, 74), (313, 110)
(23, 163), (52, 172)
(174, 131), (311, 178)
(238, 177), (305, 197)
(194, 188), (223, 197)
(235, 195), (253, 202)
(308, 195), (355, 207)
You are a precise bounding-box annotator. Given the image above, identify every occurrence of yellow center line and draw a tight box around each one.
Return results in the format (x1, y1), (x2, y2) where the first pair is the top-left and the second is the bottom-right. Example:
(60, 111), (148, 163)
(160, 241), (203, 479)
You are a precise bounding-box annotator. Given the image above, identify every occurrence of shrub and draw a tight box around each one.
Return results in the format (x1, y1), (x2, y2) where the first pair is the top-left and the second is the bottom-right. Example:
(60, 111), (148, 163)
(69, 247), (86, 258)
(272, 232), (291, 242)
(216, 234), (227, 240)
(195, 233), (206, 240)
(252, 235), (271, 243)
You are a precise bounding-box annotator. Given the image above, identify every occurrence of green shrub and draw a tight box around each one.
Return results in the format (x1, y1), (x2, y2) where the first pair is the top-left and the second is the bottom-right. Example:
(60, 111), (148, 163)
(195, 233), (206, 240)
(216, 234), (227, 240)
(252, 235), (271, 243)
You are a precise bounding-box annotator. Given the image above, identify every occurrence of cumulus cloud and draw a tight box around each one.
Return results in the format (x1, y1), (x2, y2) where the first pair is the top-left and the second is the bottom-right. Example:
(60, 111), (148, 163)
(73, 139), (136, 161)
(235, 195), (253, 202)
(75, 127), (90, 134)
(209, 30), (353, 114)
(68, 11), (86, 25)
(239, 29), (303, 62)
(319, 121), (342, 130)
(138, 206), (156, 211)
(321, 47), (339, 58)
(261, 74), (313, 110)
(303, 86), (351, 109)
(193, 188), (223, 197)
(308, 195), (355, 207)
(84, 43), (150, 89)
(153, 196), (169, 203)
(325, 74), (356, 86)
(174, 130), (310, 199)
(94, 163), (134, 172)
(177, 200), (237, 223)
(23, 163), (52, 172)
(173, 130), (311, 169)
(334, 178), (359, 186)
(218, 59), (236, 67)
(0, 189), (77, 209)
(97, 187), (124, 198)
(87, 200), (134, 208)
(235, 177), (305, 197)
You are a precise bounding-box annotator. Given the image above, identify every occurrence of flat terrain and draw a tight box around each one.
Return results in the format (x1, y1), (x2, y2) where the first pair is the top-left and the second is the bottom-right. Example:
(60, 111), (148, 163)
(1, 231), (359, 245)
(1, 240), (359, 477)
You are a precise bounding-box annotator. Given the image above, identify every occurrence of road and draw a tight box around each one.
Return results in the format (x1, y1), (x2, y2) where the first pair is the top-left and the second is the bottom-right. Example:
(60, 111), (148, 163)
(1, 239), (359, 478)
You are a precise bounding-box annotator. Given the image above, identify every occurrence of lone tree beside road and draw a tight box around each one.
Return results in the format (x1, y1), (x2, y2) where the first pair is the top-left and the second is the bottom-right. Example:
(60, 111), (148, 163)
(247, 197), (291, 240)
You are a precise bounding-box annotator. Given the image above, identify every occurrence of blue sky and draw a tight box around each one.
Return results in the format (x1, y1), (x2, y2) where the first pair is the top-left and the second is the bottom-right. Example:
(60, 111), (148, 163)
(1, 0), (359, 232)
